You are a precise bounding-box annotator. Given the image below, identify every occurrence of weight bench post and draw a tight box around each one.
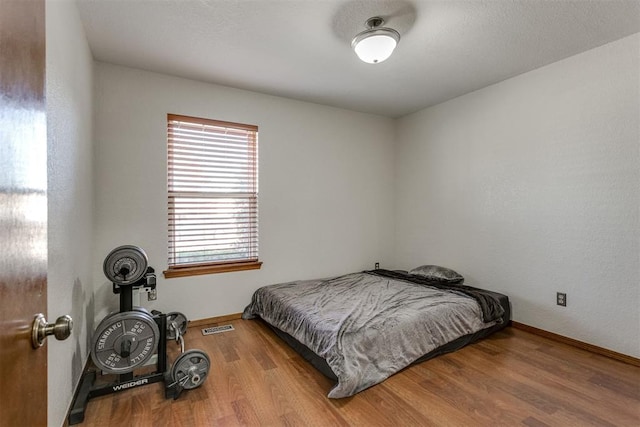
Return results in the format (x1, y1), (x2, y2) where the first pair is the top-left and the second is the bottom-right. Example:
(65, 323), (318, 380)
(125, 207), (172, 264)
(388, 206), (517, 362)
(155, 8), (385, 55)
(156, 313), (167, 373)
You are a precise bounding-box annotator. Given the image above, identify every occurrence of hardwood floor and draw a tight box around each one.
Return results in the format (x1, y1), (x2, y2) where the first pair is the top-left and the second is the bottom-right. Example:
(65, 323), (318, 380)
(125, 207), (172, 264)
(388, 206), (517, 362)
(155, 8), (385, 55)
(78, 319), (640, 426)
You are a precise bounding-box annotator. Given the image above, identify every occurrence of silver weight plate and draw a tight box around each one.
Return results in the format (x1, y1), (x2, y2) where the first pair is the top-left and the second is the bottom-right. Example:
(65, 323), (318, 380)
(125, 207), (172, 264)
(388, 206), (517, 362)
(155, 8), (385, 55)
(171, 349), (210, 390)
(103, 245), (149, 285)
(91, 310), (159, 374)
(132, 306), (152, 316)
(100, 307), (151, 323)
(166, 312), (188, 340)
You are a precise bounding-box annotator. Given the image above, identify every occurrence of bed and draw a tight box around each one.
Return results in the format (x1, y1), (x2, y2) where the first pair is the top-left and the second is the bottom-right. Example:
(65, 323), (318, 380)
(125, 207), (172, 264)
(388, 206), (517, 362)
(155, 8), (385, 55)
(242, 266), (510, 398)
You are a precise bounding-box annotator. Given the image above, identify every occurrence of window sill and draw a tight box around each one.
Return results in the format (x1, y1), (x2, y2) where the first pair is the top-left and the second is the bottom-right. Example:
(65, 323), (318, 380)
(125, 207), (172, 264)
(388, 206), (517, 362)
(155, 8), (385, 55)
(163, 260), (262, 278)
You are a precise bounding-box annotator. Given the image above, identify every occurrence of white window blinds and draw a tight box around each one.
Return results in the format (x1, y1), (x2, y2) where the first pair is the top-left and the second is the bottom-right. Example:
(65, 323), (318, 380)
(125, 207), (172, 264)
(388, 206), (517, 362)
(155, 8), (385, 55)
(167, 114), (259, 270)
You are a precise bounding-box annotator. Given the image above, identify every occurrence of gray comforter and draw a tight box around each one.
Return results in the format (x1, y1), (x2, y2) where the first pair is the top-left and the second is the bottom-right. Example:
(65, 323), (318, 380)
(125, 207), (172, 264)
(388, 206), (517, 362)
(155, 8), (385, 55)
(242, 271), (497, 398)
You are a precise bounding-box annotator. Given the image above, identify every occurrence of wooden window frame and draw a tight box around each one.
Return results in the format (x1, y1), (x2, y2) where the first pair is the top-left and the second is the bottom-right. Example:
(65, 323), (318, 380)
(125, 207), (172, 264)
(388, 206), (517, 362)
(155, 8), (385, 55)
(164, 114), (262, 278)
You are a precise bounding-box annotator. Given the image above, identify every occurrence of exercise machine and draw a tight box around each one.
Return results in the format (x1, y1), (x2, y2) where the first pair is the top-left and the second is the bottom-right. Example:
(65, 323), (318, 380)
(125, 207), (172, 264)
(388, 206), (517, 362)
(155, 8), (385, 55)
(68, 246), (210, 425)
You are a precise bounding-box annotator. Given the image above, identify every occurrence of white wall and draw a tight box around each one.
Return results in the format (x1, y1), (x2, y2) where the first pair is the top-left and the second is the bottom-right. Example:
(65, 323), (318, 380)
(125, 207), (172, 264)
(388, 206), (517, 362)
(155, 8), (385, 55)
(395, 34), (640, 357)
(93, 63), (395, 322)
(46, 1), (94, 426)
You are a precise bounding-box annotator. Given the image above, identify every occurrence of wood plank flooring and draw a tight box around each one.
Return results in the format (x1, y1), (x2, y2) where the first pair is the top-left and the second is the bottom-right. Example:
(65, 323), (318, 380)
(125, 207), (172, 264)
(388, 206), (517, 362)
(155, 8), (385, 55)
(78, 319), (640, 426)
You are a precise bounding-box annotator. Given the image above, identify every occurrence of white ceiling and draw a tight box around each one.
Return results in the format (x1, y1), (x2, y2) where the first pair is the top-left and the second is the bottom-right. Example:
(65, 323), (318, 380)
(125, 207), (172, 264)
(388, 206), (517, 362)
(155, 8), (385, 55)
(77, 0), (640, 118)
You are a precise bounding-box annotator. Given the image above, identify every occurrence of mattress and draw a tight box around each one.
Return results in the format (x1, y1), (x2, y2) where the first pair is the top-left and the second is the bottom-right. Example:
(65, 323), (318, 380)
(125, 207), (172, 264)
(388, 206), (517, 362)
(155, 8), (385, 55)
(243, 269), (510, 398)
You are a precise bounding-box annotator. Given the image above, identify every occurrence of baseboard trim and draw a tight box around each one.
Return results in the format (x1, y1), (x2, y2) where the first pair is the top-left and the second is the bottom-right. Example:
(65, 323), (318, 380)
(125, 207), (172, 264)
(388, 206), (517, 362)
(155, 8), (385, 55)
(511, 321), (639, 367)
(189, 313), (243, 328)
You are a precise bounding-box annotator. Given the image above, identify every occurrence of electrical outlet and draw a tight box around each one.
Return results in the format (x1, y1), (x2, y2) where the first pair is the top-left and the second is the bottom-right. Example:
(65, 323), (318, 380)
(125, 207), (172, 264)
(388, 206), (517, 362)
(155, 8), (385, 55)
(557, 292), (566, 307)
(375, 262), (380, 269)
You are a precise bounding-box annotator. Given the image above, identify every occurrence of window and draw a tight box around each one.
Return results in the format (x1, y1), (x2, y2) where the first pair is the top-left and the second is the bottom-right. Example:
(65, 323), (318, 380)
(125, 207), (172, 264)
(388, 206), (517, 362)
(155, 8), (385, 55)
(164, 114), (261, 278)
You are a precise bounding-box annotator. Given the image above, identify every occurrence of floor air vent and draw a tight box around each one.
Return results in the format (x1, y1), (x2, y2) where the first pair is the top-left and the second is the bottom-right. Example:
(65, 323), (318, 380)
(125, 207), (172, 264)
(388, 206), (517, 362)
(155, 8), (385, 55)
(202, 324), (235, 335)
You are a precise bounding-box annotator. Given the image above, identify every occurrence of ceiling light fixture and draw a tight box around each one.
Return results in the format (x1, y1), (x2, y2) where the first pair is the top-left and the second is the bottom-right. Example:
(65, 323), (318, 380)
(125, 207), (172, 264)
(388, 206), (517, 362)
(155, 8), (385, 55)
(351, 17), (400, 64)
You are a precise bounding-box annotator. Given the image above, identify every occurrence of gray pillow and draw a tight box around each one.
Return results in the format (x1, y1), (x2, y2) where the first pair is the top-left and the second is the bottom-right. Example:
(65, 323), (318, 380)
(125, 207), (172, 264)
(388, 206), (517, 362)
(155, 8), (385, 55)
(408, 265), (464, 283)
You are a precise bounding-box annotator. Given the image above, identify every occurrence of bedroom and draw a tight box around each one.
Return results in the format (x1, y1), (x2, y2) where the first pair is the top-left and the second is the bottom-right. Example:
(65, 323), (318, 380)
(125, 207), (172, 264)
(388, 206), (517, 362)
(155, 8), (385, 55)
(1, 0), (638, 426)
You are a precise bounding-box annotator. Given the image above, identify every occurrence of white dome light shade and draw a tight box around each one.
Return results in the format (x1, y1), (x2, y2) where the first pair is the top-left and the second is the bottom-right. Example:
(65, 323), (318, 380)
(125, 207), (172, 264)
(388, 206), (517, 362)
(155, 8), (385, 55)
(351, 17), (400, 64)
(352, 31), (399, 63)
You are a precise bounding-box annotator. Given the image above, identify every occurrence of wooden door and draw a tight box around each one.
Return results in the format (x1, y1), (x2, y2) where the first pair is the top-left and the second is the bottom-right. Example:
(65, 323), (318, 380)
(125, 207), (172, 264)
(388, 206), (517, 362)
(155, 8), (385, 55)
(0, 0), (48, 425)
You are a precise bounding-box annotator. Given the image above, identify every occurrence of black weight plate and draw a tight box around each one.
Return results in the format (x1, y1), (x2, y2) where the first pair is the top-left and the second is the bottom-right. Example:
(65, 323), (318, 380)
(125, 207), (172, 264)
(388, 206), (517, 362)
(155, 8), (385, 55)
(103, 245), (148, 285)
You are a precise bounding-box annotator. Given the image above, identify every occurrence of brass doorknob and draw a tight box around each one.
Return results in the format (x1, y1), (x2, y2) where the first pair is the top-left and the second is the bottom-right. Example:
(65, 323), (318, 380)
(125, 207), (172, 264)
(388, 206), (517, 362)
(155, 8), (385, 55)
(31, 313), (73, 348)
